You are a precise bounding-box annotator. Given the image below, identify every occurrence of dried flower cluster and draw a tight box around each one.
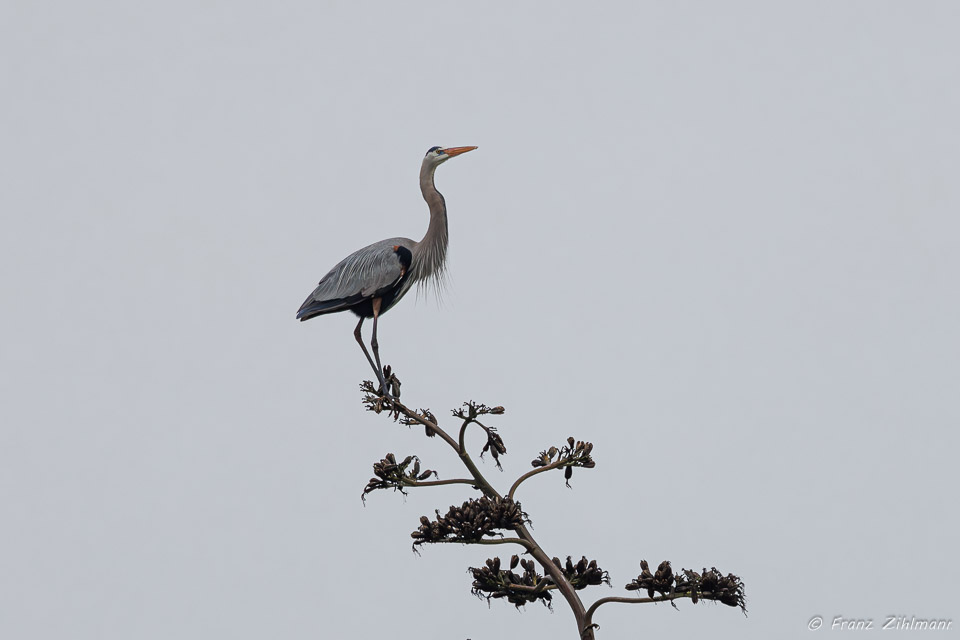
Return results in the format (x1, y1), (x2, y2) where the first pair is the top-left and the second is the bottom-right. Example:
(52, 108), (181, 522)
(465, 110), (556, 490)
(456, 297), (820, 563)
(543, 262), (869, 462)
(399, 407), (439, 437)
(627, 560), (676, 597)
(360, 367), (401, 415)
(453, 401), (506, 420)
(479, 429), (507, 468)
(627, 560), (746, 612)
(454, 401), (507, 468)
(531, 437), (596, 486)
(551, 555), (610, 591)
(411, 496), (528, 545)
(362, 453), (436, 500)
(470, 555), (553, 608)
(470, 554), (609, 609)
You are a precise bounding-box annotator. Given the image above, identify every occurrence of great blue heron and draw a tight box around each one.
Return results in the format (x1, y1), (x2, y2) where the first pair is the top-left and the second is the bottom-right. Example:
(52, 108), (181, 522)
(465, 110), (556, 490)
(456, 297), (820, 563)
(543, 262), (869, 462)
(297, 145), (478, 395)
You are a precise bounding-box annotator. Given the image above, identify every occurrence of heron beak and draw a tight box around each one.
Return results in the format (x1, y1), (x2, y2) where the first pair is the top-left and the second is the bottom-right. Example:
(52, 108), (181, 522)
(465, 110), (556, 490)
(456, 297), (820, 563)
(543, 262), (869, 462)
(442, 146), (478, 158)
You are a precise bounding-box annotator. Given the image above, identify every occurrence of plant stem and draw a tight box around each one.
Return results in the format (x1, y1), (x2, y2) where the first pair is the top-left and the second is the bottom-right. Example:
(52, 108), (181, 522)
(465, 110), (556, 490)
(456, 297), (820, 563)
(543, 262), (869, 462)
(406, 478), (478, 488)
(507, 459), (567, 500)
(427, 537), (533, 549)
(583, 592), (707, 634)
(390, 399), (461, 452)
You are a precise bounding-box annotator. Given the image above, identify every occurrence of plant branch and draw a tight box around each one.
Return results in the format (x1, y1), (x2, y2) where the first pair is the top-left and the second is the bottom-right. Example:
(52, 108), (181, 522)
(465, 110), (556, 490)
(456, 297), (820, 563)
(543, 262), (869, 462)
(515, 523), (591, 635)
(508, 459), (568, 500)
(390, 398), (460, 452)
(505, 581), (558, 594)
(458, 417), (472, 453)
(584, 592), (720, 633)
(429, 537), (533, 550)
(454, 417), (501, 499)
(406, 478), (478, 489)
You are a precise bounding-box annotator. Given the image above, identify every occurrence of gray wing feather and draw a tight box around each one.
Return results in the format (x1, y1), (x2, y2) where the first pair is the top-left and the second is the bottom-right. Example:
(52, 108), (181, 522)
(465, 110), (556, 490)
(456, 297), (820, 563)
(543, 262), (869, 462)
(308, 238), (412, 304)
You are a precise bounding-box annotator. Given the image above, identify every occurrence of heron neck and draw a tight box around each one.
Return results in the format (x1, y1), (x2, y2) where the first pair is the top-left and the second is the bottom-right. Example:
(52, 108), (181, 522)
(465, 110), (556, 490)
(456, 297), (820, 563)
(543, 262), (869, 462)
(416, 164), (448, 282)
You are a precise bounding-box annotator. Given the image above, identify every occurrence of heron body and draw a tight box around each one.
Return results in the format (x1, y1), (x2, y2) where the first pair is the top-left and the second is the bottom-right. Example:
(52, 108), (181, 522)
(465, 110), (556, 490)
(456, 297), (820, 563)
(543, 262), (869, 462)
(296, 239), (414, 320)
(297, 145), (477, 394)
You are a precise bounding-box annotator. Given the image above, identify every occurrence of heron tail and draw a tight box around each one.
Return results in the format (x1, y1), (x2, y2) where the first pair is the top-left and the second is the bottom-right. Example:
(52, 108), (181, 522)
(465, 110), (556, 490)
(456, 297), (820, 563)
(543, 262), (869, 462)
(296, 295), (361, 321)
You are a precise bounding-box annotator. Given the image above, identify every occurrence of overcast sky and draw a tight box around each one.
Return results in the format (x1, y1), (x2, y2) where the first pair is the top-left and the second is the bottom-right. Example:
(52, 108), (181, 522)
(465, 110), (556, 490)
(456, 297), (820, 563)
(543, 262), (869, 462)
(2, 2), (958, 638)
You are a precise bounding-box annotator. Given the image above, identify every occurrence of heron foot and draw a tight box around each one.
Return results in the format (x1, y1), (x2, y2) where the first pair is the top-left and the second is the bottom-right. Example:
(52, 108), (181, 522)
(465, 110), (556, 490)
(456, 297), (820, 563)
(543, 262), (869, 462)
(361, 367), (402, 414)
(361, 382), (395, 414)
(383, 365), (401, 400)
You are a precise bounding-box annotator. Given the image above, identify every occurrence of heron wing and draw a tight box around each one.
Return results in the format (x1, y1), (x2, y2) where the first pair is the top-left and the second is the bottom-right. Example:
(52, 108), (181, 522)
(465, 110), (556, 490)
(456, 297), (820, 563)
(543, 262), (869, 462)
(297, 238), (412, 317)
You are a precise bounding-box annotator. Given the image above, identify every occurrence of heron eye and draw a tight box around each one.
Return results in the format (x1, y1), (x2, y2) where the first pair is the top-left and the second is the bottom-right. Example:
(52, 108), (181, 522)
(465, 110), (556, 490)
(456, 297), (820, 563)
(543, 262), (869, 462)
(436, 149), (445, 155)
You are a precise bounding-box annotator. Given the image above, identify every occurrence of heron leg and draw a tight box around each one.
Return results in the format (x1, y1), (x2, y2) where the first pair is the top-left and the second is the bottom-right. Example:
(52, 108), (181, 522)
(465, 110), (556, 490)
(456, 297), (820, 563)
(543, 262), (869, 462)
(354, 316), (387, 393)
(370, 298), (385, 380)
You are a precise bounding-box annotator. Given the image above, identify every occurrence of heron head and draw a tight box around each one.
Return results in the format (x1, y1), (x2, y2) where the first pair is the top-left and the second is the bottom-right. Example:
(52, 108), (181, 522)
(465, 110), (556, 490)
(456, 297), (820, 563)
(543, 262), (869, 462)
(424, 145), (478, 167)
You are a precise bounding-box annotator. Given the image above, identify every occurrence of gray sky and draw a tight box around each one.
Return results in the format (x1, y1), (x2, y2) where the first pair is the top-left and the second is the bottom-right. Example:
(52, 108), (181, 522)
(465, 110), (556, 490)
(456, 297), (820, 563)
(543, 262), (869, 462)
(2, 1), (958, 638)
